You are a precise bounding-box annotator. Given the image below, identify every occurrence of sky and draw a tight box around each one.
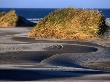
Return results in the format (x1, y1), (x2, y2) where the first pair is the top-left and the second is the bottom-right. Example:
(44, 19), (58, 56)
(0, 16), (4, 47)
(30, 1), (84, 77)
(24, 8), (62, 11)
(0, 0), (110, 8)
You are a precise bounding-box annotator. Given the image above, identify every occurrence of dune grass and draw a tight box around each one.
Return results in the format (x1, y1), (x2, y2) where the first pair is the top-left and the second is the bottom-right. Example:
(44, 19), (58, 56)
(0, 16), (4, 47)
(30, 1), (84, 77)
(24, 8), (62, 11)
(0, 10), (18, 27)
(29, 8), (107, 40)
(0, 10), (36, 27)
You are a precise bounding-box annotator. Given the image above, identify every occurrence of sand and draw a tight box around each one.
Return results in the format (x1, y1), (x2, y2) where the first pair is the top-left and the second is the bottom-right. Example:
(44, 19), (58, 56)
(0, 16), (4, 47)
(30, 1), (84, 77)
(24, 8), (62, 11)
(0, 27), (110, 81)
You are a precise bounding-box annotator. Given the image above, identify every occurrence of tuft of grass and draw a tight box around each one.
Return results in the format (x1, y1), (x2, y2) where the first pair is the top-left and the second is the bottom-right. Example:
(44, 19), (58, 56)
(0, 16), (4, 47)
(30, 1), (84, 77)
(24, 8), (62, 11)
(29, 8), (107, 40)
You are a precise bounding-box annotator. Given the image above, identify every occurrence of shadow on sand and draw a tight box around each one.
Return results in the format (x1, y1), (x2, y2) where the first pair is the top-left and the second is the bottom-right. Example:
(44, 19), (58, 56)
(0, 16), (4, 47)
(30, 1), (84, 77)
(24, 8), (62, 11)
(0, 69), (105, 81)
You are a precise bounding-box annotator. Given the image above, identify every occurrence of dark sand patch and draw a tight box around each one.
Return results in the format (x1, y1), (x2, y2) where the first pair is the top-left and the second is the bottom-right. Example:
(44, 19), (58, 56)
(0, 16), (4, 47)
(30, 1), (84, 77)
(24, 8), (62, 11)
(0, 51), (54, 64)
(44, 44), (98, 53)
(12, 37), (103, 47)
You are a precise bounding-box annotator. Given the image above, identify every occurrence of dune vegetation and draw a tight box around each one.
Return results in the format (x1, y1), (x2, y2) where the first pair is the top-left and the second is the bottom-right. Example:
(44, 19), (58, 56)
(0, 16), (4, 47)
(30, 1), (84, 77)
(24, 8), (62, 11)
(29, 8), (108, 40)
(0, 10), (18, 27)
(0, 10), (35, 27)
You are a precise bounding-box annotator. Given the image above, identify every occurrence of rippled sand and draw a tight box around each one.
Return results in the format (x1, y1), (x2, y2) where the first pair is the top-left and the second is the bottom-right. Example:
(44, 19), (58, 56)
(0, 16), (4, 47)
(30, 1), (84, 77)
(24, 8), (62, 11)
(0, 27), (110, 81)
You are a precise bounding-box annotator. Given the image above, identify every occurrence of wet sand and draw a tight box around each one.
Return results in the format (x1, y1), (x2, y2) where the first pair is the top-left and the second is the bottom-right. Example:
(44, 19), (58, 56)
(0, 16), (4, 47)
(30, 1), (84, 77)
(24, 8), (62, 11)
(0, 27), (110, 81)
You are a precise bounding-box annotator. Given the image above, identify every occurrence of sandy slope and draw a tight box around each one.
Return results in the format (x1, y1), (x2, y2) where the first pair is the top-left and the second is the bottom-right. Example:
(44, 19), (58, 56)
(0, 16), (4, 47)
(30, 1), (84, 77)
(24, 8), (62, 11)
(0, 27), (110, 81)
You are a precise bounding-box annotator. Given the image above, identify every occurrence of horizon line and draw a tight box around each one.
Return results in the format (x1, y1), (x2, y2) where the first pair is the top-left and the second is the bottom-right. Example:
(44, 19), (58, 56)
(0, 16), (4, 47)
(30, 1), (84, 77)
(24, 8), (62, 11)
(0, 7), (110, 9)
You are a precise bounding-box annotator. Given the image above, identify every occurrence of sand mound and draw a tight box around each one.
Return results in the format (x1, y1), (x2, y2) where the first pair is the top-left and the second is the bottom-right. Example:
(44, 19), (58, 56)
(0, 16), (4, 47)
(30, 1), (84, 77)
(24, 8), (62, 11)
(29, 8), (107, 40)
(0, 10), (35, 27)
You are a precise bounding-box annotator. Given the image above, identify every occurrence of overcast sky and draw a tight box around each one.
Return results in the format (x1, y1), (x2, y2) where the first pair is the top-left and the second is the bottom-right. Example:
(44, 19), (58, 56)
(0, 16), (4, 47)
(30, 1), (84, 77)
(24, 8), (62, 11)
(0, 0), (110, 8)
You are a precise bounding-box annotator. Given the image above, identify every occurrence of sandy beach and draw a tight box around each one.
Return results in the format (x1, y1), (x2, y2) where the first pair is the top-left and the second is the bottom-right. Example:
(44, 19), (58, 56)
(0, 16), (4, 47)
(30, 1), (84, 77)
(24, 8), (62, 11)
(0, 27), (110, 81)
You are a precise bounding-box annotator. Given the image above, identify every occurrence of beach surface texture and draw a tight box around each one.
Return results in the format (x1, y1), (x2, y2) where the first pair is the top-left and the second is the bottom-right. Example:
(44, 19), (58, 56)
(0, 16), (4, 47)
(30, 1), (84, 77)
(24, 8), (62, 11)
(0, 27), (110, 81)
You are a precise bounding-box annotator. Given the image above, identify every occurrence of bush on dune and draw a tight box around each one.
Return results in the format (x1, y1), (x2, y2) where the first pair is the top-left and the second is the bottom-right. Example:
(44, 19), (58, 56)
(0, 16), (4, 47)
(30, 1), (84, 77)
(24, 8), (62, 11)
(0, 10), (18, 27)
(29, 8), (107, 40)
(0, 10), (35, 27)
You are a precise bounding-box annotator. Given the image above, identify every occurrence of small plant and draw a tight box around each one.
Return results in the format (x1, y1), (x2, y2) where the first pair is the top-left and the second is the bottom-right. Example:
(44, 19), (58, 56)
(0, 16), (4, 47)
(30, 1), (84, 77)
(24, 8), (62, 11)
(29, 8), (107, 40)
